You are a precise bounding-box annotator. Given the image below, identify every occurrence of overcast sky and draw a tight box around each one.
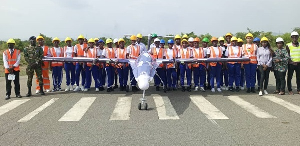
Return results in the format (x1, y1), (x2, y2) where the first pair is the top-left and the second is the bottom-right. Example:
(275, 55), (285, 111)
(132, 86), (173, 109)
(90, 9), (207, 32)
(1, 0), (299, 41)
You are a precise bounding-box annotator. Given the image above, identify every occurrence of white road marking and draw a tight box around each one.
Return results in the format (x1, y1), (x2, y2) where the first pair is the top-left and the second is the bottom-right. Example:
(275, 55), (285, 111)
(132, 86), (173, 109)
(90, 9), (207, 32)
(190, 95), (228, 119)
(58, 97), (96, 121)
(153, 95), (179, 120)
(0, 99), (30, 116)
(110, 97), (132, 120)
(263, 96), (300, 114)
(18, 98), (59, 122)
(228, 96), (276, 118)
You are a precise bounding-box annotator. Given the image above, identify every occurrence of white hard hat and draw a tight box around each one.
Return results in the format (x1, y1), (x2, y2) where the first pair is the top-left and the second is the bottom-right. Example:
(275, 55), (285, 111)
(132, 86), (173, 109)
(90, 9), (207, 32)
(188, 37), (194, 42)
(276, 37), (284, 43)
(154, 38), (160, 42)
(291, 31), (299, 36)
(113, 38), (119, 43)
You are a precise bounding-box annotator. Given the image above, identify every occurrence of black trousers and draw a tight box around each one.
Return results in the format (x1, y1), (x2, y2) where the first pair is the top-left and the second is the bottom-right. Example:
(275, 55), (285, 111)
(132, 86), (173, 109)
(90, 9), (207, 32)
(274, 70), (286, 92)
(287, 64), (300, 91)
(258, 66), (270, 90)
(5, 71), (20, 96)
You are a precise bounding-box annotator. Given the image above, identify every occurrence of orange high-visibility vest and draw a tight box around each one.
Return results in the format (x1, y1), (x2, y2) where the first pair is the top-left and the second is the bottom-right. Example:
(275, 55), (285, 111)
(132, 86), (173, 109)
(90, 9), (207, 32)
(209, 46), (222, 66)
(180, 48), (191, 69)
(86, 48), (98, 67)
(152, 47), (164, 67)
(192, 47), (205, 67)
(42, 46), (49, 68)
(105, 48), (115, 67)
(242, 44), (257, 64)
(165, 49), (176, 68)
(116, 48), (128, 68)
(76, 44), (87, 57)
(228, 46), (242, 64)
(51, 47), (63, 67)
(129, 45), (140, 59)
(4, 49), (20, 73)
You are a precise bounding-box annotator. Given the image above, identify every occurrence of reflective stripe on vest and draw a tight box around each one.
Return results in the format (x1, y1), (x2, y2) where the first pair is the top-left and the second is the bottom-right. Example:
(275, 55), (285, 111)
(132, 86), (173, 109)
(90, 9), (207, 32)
(228, 46), (241, 64)
(243, 44), (257, 64)
(51, 47), (63, 66)
(288, 43), (300, 62)
(4, 49), (20, 73)
(130, 45), (140, 59)
(209, 46), (222, 66)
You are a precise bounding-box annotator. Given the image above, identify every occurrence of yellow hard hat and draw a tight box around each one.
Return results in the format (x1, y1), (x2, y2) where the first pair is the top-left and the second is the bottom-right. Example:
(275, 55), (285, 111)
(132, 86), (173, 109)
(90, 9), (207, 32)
(106, 38), (113, 44)
(181, 39), (188, 44)
(260, 37), (269, 42)
(77, 34), (85, 40)
(7, 38), (16, 44)
(118, 38), (125, 43)
(65, 37), (72, 42)
(237, 38), (244, 43)
(225, 33), (232, 37)
(36, 35), (44, 41)
(245, 33), (254, 38)
(218, 37), (225, 41)
(231, 37), (238, 42)
(130, 35), (137, 41)
(88, 38), (95, 43)
(182, 34), (188, 39)
(174, 34), (181, 39)
(52, 37), (60, 43)
(137, 33), (143, 39)
(94, 38), (99, 41)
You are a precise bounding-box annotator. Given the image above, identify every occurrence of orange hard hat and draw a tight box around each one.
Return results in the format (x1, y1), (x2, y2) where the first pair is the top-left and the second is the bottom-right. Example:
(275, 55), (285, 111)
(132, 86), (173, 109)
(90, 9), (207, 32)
(194, 37), (200, 42)
(210, 37), (218, 42)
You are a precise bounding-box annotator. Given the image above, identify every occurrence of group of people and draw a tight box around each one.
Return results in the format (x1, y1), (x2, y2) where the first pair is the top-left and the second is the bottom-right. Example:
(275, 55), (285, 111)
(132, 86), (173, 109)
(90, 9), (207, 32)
(3, 31), (300, 100)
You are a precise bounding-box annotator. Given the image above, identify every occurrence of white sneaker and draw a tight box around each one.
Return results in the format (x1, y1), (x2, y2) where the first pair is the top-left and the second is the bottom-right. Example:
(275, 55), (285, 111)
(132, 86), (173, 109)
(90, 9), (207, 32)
(241, 87), (245, 90)
(264, 90), (268, 95)
(70, 85), (73, 91)
(73, 86), (80, 91)
(80, 86), (84, 91)
(221, 86), (226, 90)
(83, 88), (88, 92)
(35, 90), (40, 94)
(95, 88), (99, 92)
(259, 91), (263, 96)
(46, 89), (50, 93)
(194, 86), (199, 91)
(200, 87), (205, 92)
(217, 88), (222, 92)
(65, 86), (70, 91)
(211, 88), (215, 92)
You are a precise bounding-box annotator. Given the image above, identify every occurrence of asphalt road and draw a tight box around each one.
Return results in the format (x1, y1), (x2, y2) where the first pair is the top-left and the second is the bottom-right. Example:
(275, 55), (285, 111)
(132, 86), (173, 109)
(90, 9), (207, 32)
(0, 74), (300, 146)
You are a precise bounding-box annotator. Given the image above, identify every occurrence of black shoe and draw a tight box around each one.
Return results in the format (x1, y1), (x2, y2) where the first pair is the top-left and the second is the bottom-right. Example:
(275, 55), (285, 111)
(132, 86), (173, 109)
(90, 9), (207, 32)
(156, 86), (160, 91)
(107, 87), (112, 92)
(247, 88), (251, 93)
(229, 87), (234, 92)
(16, 95), (22, 98)
(113, 85), (118, 89)
(251, 87), (256, 93)
(257, 87), (260, 91)
(26, 87), (32, 97)
(207, 85), (212, 90)
(40, 86), (45, 95)
(187, 86), (191, 92)
(5, 95), (10, 100)
(120, 86), (124, 91)
(236, 87), (240, 92)
(173, 87), (177, 91)
(181, 87), (186, 92)
(99, 87), (104, 91)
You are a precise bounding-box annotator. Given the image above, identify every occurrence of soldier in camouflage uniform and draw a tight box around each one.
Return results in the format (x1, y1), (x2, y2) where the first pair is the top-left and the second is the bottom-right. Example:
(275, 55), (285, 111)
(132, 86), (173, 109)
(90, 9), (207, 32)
(24, 36), (45, 96)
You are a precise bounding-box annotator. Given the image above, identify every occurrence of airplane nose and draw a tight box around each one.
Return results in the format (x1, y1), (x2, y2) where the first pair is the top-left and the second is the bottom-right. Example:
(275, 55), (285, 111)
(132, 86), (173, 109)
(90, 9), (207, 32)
(138, 80), (149, 90)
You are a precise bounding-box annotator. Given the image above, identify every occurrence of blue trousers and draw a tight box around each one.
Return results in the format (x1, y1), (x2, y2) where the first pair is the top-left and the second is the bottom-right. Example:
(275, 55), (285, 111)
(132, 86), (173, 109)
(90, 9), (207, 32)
(117, 66), (129, 86)
(85, 65), (100, 89)
(180, 64), (191, 86)
(166, 68), (177, 88)
(193, 64), (206, 87)
(99, 67), (106, 87)
(228, 63), (241, 87)
(210, 63), (222, 88)
(75, 63), (86, 86)
(52, 66), (63, 88)
(220, 69), (228, 87)
(105, 66), (115, 88)
(256, 69), (261, 87)
(240, 67), (245, 87)
(129, 66), (137, 86)
(154, 68), (166, 86)
(244, 63), (257, 88)
(64, 63), (75, 86)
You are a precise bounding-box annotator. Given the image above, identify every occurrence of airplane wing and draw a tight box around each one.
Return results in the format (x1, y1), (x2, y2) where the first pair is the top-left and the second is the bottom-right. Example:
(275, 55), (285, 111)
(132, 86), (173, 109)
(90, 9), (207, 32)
(156, 59), (174, 64)
(42, 57), (95, 62)
(176, 59), (195, 63)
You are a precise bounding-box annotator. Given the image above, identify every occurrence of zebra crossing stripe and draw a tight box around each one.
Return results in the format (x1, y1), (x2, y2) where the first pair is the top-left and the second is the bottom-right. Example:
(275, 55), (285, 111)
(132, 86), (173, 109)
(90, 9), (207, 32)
(0, 99), (30, 116)
(18, 98), (59, 122)
(190, 95), (229, 119)
(228, 96), (276, 118)
(153, 95), (179, 120)
(58, 97), (96, 121)
(110, 97), (132, 120)
(263, 96), (300, 114)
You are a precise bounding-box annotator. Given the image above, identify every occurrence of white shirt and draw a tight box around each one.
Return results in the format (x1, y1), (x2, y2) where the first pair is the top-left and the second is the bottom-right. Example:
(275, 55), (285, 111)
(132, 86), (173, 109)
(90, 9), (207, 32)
(178, 48), (192, 58)
(97, 48), (104, 58)
(166, 48), (177, 58)
(207, 47), (223, 57)
(51, 47), (62, 57)
(115, 48), (126, 58)
(228, 46), (243, 57)
(102, 48), (114, 58)
(3, 49), (21, 69)
(42, 46), (51, 57)
(64, 46), (74, 58)
(136, 42), (146, 52)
